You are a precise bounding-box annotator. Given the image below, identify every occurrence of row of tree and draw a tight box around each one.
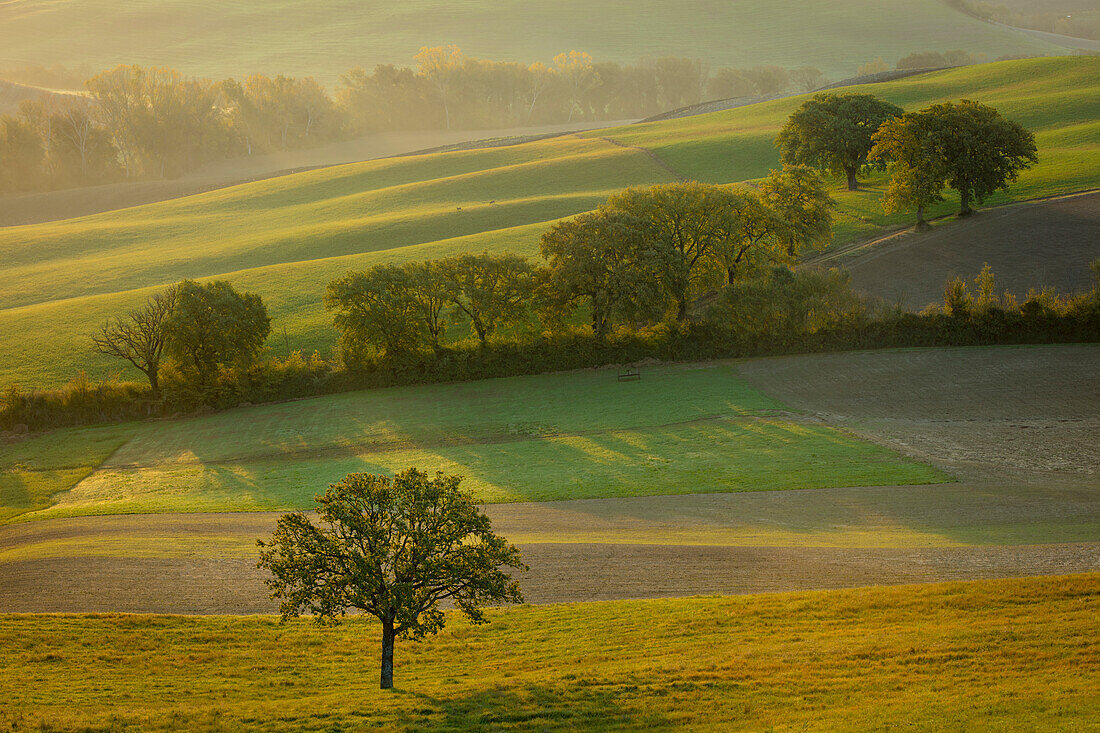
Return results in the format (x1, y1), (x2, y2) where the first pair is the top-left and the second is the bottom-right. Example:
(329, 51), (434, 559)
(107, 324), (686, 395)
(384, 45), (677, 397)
(324, 170), (833, 361)
(0, 49), (835, 193)
(89, 171), (831, 397)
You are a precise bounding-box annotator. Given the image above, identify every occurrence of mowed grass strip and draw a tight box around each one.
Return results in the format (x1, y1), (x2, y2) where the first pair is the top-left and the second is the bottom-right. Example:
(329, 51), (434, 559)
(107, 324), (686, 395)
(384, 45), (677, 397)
(2, 365), (945, 522)
(1, 574), (1096, 731)
(0, 57), (1096, 389)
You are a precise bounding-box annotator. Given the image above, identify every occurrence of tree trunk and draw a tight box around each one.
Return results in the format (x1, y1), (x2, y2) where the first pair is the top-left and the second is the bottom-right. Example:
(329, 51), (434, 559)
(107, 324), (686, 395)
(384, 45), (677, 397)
(147, 366), (161, 401)
(915, 204), (928, 231)
(727, 267), (736, 285)
(846, 167), (858, 191)
(380, 621), (395, 689)
(676, 295), (688, 322)
(959, 189), (973, 216)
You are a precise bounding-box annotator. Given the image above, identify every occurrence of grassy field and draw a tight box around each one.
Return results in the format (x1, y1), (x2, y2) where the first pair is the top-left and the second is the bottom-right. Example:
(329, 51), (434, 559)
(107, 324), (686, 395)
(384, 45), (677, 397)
(0, 0), (1069, 86)
(1, 57), (1097, 389)
(0, 574), (1096, 731)
(0, 363), (945, 523)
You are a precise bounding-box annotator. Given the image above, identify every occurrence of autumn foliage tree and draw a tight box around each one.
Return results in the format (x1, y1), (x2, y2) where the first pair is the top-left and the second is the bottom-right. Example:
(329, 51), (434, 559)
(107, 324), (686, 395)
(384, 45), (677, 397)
(258, 469), (526, 690)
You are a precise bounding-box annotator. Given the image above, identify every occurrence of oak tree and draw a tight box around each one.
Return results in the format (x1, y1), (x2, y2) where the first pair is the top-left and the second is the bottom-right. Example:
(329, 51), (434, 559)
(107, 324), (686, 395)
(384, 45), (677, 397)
(257, 469), (526, 690)
(162, 280), (270, 389)
(775, 93), (903, 190)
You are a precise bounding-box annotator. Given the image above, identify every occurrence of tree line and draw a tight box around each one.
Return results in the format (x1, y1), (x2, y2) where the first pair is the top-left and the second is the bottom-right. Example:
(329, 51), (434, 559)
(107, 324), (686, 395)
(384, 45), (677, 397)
(0, 49), (835, 193)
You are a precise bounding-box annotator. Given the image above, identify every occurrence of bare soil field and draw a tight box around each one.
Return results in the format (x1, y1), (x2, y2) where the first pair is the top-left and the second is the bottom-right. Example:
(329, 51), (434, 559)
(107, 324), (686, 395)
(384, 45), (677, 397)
(0, 120), (627, 227)
(836, 191), (1100, 310)
(0, 344), (1095, 612)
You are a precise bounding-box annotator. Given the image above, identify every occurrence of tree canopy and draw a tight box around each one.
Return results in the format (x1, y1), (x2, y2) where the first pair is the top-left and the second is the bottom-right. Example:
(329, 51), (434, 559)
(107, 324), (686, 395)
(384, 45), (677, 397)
(775, 93), (903, 190)
(257, 469), (526, 689)
(163, 280), (270, 389)
(870, 99), (1037, 223)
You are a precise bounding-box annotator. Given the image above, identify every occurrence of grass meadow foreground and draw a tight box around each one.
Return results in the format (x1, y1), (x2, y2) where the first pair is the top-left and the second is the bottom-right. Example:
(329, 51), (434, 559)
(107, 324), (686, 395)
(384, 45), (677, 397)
(1, 57), (1097, 389)
(0, 363), (944, 523)
(1, 574), (1096, 731)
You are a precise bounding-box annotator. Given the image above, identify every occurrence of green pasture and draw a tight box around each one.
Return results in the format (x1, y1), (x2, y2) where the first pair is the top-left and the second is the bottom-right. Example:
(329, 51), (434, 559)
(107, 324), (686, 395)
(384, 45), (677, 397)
(1, 57), (1097, 389)
(2, 575), (1096, 731)
(0, 364), (945, 523)
(0, 0), (1069, 86)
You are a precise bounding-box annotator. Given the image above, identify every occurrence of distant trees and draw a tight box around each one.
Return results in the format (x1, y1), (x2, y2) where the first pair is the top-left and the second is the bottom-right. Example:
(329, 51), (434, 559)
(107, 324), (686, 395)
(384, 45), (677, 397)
(895, 49), (981, 70)
(870, 99), (1037, 224)
(257, 468), (526, 690)
(775, 93), (903, 190)
(163, 280), (271, 389)
(92, 285), (179, 399)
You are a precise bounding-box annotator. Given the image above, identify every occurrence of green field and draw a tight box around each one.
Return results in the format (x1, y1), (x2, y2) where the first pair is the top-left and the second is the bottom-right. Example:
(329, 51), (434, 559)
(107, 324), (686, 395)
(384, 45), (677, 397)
(1, 574), (1096, 731)
(0, 0), (1071, 86)
(0, 363), (945, 523)
(0, 57), (1096, 390)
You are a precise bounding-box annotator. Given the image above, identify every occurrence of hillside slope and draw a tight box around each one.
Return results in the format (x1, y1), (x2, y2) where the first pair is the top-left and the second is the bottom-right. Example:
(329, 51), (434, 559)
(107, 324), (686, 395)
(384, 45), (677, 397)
(0, 0), (1071, 84)
(0, 57), (1097, 388)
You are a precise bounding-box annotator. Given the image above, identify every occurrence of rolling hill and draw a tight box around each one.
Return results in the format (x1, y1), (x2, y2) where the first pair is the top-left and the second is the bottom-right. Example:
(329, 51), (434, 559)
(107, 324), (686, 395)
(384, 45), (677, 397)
(0, 0), (1075, 86)
(0, 56), (1096, 390)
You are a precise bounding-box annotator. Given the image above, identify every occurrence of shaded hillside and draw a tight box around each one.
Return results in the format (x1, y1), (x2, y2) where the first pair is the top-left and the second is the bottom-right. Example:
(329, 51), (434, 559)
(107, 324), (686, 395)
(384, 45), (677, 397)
(839, 192), (1100, 310)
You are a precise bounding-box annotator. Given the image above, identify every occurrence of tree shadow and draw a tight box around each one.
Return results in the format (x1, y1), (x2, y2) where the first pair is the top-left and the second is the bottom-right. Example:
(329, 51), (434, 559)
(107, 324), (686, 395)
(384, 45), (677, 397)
(393, 682), (669, 731)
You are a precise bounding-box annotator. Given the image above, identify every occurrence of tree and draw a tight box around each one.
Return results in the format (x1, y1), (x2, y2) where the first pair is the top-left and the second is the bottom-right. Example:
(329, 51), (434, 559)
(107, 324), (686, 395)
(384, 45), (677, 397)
(440, 253), (534, 346)
(870, 100), (1036, 221)
(554, 50), (598, 122)
(790, 66), (827, 93)
(257, 469), (526, 690)
(916, 100), (1037, 216)
(162, 280), (271, 389)
(775, 93), (903, 190)
(869, 113), (948, 228)
(743, 65), (789, 96)
(759, 165), (835, 254)
(92, 284), (179, 399)
(405, 261), (456, 352)
(415, 45), (465, 129)
(605, 182), (743, 321)
(857, 57), (889, 76)
(325, 266), (424, 363)
(539, 209), (665, 339)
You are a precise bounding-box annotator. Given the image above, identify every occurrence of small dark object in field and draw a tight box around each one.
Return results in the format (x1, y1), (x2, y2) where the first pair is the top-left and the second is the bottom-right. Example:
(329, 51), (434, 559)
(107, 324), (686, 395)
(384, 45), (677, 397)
(618, 368), (641, 382)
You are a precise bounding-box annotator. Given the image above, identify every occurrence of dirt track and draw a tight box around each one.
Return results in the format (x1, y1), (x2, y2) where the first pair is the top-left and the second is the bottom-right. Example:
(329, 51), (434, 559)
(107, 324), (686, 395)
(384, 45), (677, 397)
(839, 192), (1100, 309)
(1, 345), (1097, 612)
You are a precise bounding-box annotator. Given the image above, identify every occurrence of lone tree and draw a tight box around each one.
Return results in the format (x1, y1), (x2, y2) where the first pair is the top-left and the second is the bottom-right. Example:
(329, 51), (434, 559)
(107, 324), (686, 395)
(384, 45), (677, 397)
(775, 93), (903, 190)
(91, 283), (178, 399)
(162, 279), (271, 390)
(258, 469), (526, 689)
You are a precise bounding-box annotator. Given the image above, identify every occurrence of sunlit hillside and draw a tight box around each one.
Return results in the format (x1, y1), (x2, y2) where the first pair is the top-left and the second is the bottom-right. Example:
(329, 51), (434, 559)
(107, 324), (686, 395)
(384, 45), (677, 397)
(0, 56), (1097, 389)
(0, 0), (1073, 85)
